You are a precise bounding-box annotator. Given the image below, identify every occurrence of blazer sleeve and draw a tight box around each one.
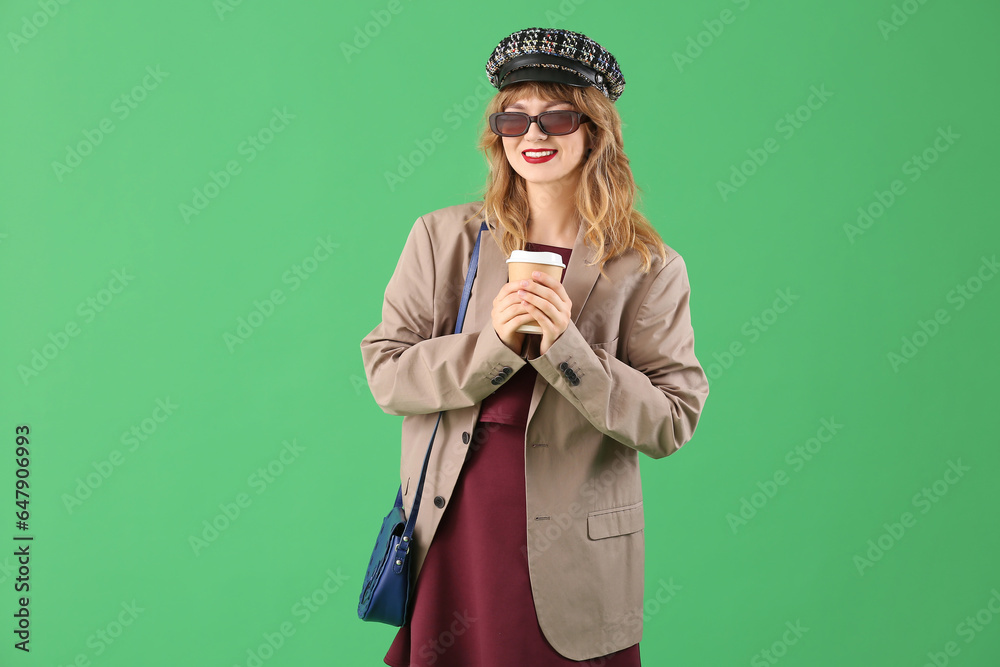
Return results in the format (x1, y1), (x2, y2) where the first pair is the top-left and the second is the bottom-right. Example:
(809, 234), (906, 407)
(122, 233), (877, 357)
(360, 215), (528, 417)
(526, 253), (709, 459)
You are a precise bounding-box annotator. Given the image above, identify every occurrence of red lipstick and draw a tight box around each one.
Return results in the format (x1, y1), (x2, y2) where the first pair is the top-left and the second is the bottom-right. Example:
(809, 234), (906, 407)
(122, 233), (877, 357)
(522, 149), (557, 164)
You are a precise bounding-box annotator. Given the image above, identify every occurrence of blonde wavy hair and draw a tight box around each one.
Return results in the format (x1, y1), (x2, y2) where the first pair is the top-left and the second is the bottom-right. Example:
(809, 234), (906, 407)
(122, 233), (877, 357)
(465, 79), (666, 279)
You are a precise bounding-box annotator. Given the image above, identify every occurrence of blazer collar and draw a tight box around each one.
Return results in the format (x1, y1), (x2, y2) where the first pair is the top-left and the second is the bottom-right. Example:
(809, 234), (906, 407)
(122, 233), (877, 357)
(468, 211), (602, 335)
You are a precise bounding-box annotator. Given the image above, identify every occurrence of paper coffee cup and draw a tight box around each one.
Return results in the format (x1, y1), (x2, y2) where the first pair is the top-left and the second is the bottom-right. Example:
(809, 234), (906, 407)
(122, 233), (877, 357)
(506, 250), (566, 334)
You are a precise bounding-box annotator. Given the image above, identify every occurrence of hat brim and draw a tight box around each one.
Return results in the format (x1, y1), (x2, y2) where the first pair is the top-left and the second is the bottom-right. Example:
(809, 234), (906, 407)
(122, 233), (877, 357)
(499, 66), (590, 89)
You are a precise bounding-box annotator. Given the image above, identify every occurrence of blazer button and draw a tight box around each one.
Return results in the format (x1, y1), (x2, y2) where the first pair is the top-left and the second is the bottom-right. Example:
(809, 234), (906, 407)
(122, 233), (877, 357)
(570, 377), (581, 386)
(558, 362), (569, 371)
(501, 366), (512, 375)
(491, 376), (503, 385)
(433, 496), (445, 508)
(462, 431), (470, 444)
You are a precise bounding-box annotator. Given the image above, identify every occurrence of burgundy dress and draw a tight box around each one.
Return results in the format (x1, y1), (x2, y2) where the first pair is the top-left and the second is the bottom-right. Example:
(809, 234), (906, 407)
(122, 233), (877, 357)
(384, 243), (641, 667)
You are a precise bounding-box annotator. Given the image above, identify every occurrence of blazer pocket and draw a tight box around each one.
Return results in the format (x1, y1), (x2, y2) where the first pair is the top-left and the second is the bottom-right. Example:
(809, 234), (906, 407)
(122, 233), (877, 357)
(587, 500), (644, 540)
(588, 336), (620, 355)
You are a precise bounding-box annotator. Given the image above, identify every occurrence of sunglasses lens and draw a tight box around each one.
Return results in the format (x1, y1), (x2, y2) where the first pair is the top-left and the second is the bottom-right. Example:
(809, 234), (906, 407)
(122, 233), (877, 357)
(539, 111), (578, 135)
(495, 113), (529, 136)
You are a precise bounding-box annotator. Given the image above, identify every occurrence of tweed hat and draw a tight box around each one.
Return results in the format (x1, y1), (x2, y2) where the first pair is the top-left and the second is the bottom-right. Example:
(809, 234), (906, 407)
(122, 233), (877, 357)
(485, 27), (625, 103)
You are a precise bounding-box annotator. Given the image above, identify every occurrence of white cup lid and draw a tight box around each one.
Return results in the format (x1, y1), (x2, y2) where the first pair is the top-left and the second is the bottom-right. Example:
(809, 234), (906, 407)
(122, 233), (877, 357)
(506, 250), (566, 268)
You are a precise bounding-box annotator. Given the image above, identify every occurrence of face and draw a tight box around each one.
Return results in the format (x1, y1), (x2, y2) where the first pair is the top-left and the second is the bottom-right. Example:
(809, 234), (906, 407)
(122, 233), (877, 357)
(499, 96), (591, 190)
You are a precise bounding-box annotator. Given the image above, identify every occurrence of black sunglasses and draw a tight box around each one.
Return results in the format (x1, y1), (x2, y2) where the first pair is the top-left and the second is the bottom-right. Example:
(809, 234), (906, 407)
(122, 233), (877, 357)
(489, 110), (591, 137)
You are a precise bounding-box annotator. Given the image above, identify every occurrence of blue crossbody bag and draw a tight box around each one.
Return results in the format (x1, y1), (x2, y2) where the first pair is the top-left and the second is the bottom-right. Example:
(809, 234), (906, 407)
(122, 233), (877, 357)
(357, 221), (488, 626)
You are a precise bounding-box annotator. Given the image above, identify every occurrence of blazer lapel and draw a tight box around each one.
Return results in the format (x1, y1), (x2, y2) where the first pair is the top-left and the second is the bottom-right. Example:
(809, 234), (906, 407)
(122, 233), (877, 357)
(467, 211), (602, 428)
(560, 211), (602, 326)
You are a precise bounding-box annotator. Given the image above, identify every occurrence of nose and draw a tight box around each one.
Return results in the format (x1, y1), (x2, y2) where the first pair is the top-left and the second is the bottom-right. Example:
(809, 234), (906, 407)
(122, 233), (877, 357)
(523, 117), (548, 141)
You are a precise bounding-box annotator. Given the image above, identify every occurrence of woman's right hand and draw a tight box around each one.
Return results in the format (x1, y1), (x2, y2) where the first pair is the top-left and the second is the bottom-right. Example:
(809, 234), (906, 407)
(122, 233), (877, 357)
(492, 281), (534, 354)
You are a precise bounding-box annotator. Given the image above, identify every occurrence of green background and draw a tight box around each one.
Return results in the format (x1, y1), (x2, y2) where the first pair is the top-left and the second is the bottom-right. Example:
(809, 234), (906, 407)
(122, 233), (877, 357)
(2, 0), (998, 665)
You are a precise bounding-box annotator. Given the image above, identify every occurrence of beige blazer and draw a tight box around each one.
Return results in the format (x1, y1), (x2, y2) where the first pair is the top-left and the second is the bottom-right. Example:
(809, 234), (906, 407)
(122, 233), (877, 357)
(360, 201), (709, 660)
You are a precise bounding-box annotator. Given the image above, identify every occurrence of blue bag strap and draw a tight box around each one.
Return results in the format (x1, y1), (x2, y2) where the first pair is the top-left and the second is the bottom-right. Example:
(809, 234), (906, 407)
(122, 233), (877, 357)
(454, 222), (489, 334)
(392, 221), (489, 573)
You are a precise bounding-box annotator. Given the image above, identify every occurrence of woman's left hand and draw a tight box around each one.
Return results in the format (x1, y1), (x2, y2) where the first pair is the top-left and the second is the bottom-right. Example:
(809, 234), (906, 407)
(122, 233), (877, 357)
(517, 271), (573, 356)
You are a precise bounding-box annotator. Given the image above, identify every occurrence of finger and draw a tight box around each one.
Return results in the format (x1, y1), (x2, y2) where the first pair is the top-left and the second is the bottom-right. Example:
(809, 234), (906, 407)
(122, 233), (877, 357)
(524, 307), (565, 349)
(495, 289), (524, 310)
(530, 271), (562, 291)
(500, 301), (530, 322)
(504, 280), (526, 294)
(519, 290), (561, 323)
(502, 311), (536, 331)
(521, 296), (556, 326)
(502, 293), (530, 311)
(522, 302), (559, 343)
(523, 278), (565, 309)
(532, 271), (571, 302)
(502, 297), (529, 313)
(498, 282), (523, 301)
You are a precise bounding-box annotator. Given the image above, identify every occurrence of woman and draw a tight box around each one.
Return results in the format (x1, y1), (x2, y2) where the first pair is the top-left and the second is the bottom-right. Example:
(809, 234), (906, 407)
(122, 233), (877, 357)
(361, 27), (710, 666)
